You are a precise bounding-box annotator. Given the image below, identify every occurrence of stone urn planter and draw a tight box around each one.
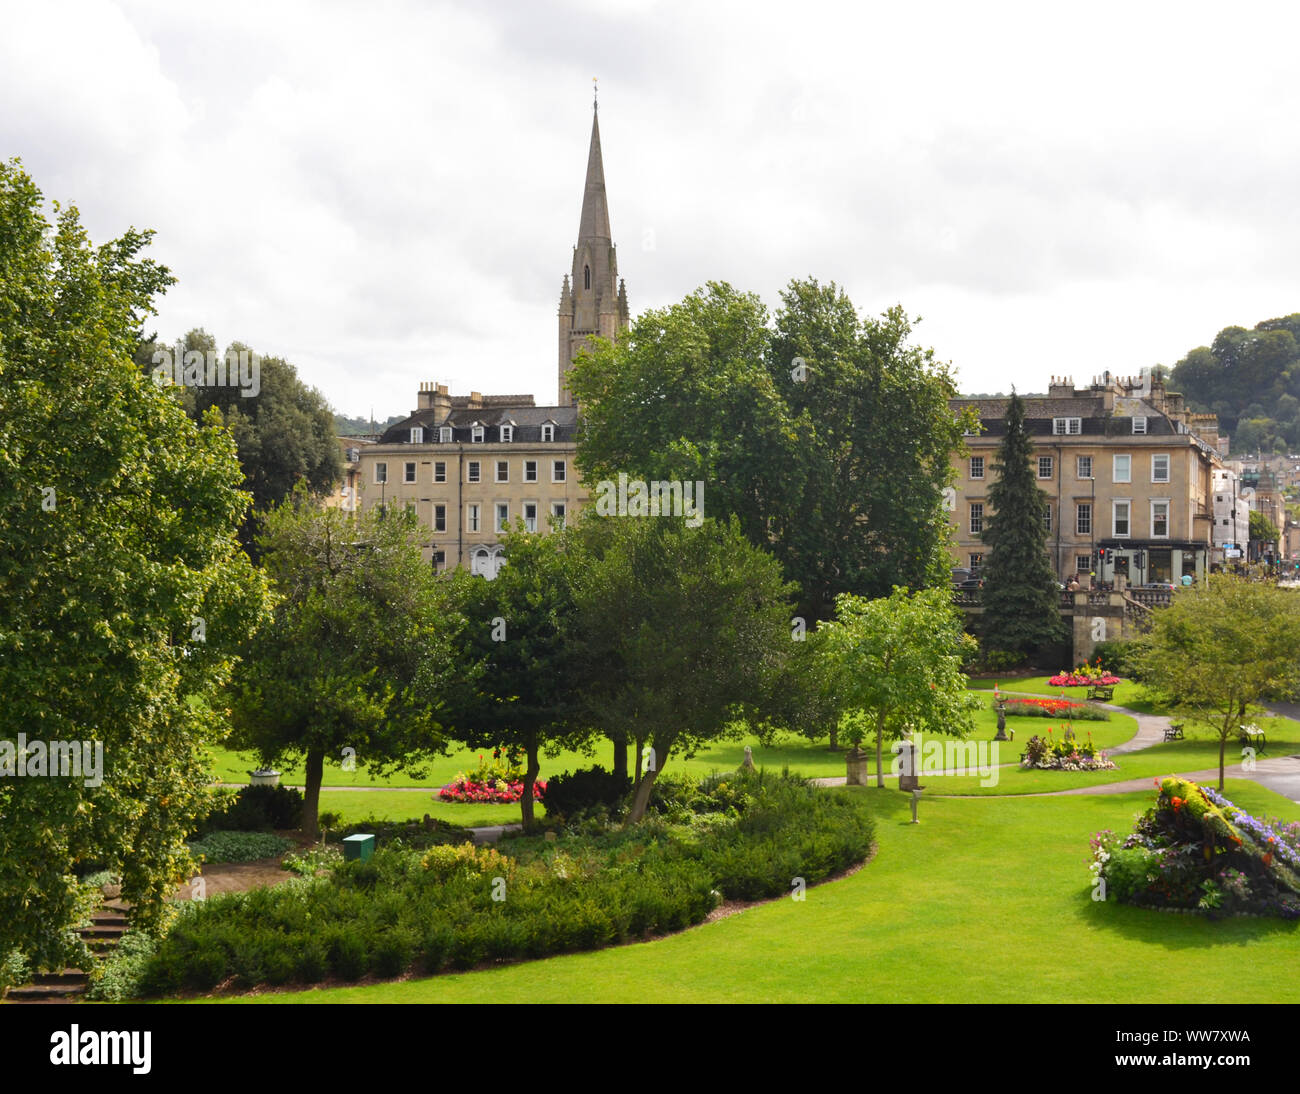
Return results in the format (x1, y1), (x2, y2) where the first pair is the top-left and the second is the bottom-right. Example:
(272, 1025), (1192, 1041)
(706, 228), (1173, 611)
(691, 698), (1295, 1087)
(845, 746), (869, 787)
(248, 769), (281, 787)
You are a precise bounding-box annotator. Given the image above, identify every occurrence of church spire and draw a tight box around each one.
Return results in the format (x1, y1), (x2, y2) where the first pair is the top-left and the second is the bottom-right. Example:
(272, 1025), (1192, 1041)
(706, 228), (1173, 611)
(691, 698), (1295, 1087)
(558, 90), (628, 407)
(577, 101), (611, 245)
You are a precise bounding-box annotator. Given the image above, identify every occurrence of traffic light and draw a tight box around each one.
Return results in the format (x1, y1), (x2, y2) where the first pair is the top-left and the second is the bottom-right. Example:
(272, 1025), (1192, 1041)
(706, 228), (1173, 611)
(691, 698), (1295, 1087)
(1098, 547), (1107, 562)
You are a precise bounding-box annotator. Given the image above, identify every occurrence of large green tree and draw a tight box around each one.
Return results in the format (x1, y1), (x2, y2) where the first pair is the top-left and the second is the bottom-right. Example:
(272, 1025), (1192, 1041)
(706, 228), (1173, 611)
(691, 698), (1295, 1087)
(137, 329), (343, 555)
(819, 587), (978, 787)
(568, 279), (966, 622)
(450, 521), (591, 827)
(0, 160), (270, 968)
(574, 515), (797, 823)
(1135, 577), (1300, 790)
(978, 392), (1068, 663)
(228, 494), (465, 838)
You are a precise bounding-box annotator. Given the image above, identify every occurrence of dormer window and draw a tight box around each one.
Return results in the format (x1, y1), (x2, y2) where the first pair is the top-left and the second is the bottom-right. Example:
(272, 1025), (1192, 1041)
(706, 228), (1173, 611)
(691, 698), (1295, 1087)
(346, 447), (359, 463)
(1132, 416), (1147, 434)
(471, 425), (485, 444)
(410, 427), (424, 444)
(541, 423), (555, 443)
(1053, 417), (1082, 435)
(439, 426), (452, 443)
(500, 424), (514, 443)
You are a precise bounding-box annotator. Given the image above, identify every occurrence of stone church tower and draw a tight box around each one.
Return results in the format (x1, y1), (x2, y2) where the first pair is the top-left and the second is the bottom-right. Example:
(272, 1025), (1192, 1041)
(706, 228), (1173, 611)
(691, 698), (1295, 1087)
(557, 100), (629, 407)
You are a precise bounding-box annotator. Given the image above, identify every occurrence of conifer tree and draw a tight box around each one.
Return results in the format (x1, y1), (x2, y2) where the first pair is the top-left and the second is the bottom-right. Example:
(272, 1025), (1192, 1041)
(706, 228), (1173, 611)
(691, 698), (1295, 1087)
(979, 392), (1067, 663)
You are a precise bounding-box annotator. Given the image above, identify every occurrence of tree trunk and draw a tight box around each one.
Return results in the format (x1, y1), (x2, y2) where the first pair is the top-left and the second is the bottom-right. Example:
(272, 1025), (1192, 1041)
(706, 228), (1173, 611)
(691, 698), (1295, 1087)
(303, 746), (325, 840)
(634, 737), (644, 788)
(521, 745), (540, 829)
(874, 711), (887, 788)
(612, 732), (628, 780)
(626, 765), (660, 825)
(828, 724), (840, 752)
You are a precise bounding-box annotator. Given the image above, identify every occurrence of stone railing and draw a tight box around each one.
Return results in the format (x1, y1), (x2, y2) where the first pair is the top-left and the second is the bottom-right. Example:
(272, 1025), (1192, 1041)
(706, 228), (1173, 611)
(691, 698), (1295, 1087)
(1127, 588), (1172, 609)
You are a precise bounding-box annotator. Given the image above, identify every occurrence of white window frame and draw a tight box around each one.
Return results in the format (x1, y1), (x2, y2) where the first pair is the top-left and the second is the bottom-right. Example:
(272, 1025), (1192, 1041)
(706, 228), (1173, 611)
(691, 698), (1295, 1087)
(541, 423), (555, 442)
(1132, 416), (1147, 435)
(523, 501), (538, 533)
(1038, 455), (1053, 480)
(434, 461), (446, 483)
(550, 500), (567, 528)
(1053, 417), (1081, 435)
(968, 553), (982, 568)
(439, 426), (452, 443)
(1151, 498), (1170, 539)
(467, 503), (481, 533)
(1042, 506), (1051, 531)
(403, 461), (416, 484)
(1113, 454), (1131, 484)
(1151, 453), (1170, 484)
(500, 425), (514, 443)
(495, 502), (510, 532)
(467, 460), (481, 484)
(410, 427), (424, 444)
(524, 459), (538, 483)
(471, 425), (485, 444)
(1076, 455), (1092, 479)
(969, 456), (984, 480)
(434, 504), (447, 533)
(969, 502), (984, 536)
(374, 461), (387, 484)
(1076, 554), (1092, 575)
(552, 459), (567, 483)
(1076, 503), (1092, 536)
(1113, 499), (1131, 538)
(495, 459), (509, 484)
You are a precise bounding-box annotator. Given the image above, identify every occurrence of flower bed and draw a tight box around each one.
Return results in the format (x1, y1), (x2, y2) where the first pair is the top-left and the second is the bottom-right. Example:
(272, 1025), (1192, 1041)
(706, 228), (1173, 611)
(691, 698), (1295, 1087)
(437, 777), (547, 804)
(1019, 728), (1116, 771)
(437, 749), (546, 804)
(1089, 777), (1300, 919)
(999, 696), (1109, 720)
(1047, 671), (1122, 687)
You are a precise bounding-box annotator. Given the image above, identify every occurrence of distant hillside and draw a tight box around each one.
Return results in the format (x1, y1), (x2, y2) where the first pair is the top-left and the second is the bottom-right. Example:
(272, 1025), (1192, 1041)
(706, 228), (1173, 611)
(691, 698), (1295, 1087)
(333, 412), (406, 437)
(1170, 313), (1300, 455)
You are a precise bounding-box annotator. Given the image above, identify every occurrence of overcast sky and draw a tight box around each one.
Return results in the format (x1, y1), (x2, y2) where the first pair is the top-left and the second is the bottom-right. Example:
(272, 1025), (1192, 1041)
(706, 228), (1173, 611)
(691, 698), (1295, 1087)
(5, 0), (1299, 419)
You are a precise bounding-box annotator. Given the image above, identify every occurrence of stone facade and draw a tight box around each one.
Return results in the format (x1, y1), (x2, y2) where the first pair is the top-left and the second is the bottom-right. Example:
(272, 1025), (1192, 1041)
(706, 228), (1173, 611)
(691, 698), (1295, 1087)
(948, 371), (1226, 586)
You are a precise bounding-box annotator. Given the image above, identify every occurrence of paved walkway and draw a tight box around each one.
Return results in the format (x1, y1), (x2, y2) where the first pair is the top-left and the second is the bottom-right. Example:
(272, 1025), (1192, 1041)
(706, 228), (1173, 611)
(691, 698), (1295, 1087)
(814, 690), (1300, 803)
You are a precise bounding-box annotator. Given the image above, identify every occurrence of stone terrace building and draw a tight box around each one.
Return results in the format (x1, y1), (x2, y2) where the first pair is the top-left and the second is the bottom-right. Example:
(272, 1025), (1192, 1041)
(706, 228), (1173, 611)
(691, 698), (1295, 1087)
(948, 372), (1226, 586)
(356, 384), (587, 578)
(351, 98), (625, 577)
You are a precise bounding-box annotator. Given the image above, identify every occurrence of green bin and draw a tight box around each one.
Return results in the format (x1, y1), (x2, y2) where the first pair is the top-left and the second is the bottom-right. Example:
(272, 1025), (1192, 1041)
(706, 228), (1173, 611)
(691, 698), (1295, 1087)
(342, 833), (375, 862)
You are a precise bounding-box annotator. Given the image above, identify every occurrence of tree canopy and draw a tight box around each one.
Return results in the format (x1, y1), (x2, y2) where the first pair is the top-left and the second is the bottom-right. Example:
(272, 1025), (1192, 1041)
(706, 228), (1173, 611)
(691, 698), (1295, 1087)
(0, 159), (269, 966)
(568, 278), (966, 622)
(1170, 313), (1300, 454)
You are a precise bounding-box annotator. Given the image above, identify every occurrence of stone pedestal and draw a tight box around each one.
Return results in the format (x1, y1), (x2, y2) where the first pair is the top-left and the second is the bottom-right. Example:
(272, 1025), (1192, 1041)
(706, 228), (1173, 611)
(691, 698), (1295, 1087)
(845, 747), (869, 787)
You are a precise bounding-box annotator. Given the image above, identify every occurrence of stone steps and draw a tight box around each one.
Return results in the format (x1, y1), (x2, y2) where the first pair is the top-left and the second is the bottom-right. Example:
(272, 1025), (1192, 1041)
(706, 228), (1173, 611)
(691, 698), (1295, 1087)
(5, 906), (128, 1004)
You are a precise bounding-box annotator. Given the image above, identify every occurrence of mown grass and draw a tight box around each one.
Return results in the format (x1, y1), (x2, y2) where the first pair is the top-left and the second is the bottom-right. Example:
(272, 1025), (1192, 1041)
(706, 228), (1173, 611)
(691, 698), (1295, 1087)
(213, 779), (1300, 1004)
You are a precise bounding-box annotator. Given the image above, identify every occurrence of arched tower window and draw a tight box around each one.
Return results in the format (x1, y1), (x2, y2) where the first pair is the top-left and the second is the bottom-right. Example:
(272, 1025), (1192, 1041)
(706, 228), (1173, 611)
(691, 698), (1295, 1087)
(584, 265), (590, 290)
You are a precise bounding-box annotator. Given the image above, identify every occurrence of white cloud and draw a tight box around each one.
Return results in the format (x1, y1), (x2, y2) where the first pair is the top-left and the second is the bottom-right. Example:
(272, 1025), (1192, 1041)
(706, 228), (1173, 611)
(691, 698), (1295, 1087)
(3, 0), (1298, 417)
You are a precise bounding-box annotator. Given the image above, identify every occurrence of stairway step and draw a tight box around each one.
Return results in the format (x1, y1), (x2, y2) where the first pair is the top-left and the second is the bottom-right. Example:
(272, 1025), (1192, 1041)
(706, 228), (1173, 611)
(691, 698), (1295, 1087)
(32, 970), (90, 986)
(6, 982), (86, 1002)
(91, 913), (129, 926)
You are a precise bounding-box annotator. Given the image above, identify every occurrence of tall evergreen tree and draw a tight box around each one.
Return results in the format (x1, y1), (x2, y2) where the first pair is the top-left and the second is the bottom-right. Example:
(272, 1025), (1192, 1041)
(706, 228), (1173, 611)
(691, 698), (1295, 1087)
(979, 392), (1067, 663)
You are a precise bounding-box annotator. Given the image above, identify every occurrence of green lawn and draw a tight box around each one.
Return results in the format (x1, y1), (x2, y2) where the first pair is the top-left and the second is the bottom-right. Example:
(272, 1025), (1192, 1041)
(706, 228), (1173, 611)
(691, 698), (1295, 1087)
(218, 779), (1300, 1004)
(316, 790), (528, 827)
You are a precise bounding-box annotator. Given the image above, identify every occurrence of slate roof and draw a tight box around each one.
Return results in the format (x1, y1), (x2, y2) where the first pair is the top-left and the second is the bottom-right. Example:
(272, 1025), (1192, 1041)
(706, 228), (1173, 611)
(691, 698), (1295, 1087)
(378, 404), (580, 444)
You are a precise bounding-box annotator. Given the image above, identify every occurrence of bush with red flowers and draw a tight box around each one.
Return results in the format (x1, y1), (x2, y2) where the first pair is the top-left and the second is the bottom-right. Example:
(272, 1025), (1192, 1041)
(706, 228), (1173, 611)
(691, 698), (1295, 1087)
(437, 749), (547, 804)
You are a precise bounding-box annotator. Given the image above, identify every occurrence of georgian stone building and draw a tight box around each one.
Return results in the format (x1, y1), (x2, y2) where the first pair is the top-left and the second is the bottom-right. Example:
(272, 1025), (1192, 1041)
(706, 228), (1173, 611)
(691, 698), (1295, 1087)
(355, 101), (627, 575)
(947, 372), (1227, 585)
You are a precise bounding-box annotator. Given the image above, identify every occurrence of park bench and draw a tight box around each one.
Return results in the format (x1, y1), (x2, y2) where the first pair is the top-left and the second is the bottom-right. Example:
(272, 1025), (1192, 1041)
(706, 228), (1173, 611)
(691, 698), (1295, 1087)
(1239, 726), (1267, 752)
(1162, 723), (1184, 742)
(1087, 684), (1114, 702)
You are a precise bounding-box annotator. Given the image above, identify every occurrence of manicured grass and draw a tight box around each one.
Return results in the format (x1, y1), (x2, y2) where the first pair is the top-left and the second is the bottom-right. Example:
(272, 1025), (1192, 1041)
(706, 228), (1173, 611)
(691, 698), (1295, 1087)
(218, 780), (1300, 1004)
(968, 674), (1150, 708)
(315, 790), (529, 827)
(204, 691), (1138, 796)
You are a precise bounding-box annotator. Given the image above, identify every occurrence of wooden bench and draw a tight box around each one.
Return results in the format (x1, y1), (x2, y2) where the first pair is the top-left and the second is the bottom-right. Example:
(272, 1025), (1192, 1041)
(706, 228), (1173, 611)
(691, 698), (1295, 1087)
(1087, 684), (1114, 702)
(1162, 723), (1184, 742)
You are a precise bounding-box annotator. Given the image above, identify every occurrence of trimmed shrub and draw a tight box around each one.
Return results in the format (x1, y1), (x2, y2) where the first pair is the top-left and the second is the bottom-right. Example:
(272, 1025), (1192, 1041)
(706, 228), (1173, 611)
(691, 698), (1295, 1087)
(187, 831), (293, 863)
(543, 766), (632, 818)
(194, 784), (304, 835)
